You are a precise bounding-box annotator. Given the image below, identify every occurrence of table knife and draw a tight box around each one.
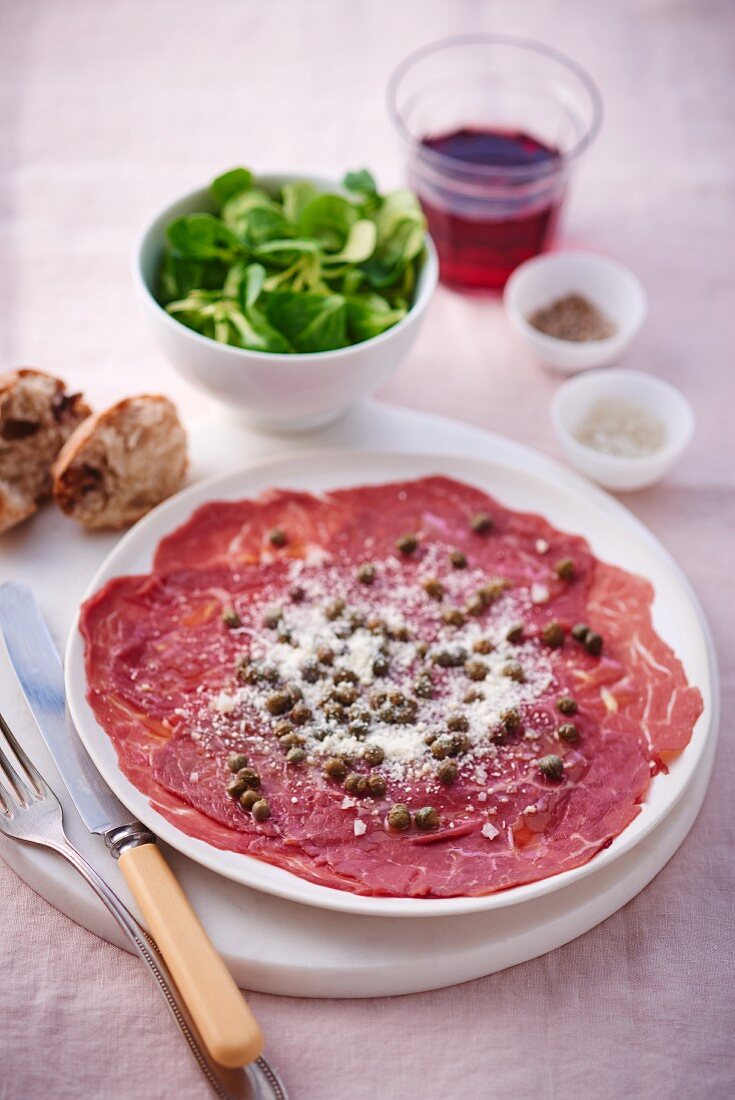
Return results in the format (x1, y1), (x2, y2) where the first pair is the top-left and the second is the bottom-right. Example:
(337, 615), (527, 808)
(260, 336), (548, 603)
(0, 581), (263, 1069)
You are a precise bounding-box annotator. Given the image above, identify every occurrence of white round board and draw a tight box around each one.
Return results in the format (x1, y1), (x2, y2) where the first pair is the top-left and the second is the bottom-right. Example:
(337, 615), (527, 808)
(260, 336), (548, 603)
(0, 403), (720, 995)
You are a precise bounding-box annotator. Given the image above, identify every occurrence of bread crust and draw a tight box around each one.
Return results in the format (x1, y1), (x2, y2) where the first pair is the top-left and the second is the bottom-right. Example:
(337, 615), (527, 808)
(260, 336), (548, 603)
(0, 368), (91, 534)
(52, 394), (187, 529)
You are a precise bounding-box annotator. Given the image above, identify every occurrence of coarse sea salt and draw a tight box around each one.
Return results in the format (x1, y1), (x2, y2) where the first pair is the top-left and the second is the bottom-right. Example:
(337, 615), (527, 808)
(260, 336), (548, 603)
(574, 398), (666, 458)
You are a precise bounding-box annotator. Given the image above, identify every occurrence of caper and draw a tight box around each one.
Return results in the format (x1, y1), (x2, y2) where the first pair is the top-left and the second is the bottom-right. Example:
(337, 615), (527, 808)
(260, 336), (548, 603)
(241, 661), (278, 686)
(317, 645), (334, 665)
(321, 700), (345, 722)
(449, 549), (467, 569)
(334, 668), (359, 684)
(542, 621), (565, 648)
(473, 637), (494, 655)
(447, 713), (469, 733)
(331, 684), (357, 708)
(558, 723), (580, 744)
(430, 737), (451, 760)
(449, 734), (469, 757)
(324, 757), (347, 782)
(387, 804), (411, 831)
(437, 760), (457, 786)
(585, 631), (603, 657)
(363, 744), (385, 766)
(266, 690), (293, 716)
(372, 654), (390, 677)
(344, 773), (369, 796)
(239, 789), (260, 811)
(422, 577), (444, 601)
(349, 719), (370, 739)
(571, 623), (590, 642)
(386, 623), (412, 642)
(470, 512), (494, 534)
(357, 562), (376, 585)
(221, 606), (241, 629)
(236, 767), (261, 790)
(442, 607), (466, 627)
(479, 578), (511, 603)
(268, 528), (287, 547)
(555, 557), (575, 581)
(285, 746), (306, 765)
(433, 648), (467, 668)
(226, 776), (247, 799)
(464, 659), (488, 682)
(396, 533), (418, 555)
(557, 696), (578, 715)
(227, 752), (248, 773)
(464, 690), (483, 704)
(506, 623), (524, 644)
(414, 806), (440, 831)
(279, 732), (303, 749)
(289, 584), (306, 603)
(325, 598), (345, 621)
(465, 594), (486, 617)
(367, 773), (387, 798)
(252, 798), (271, 822)
(290, 702), (312, 726)
(414, 674), (434, 699)
(300, 659), (322, 684)
(538, 754), (565, 781)
(500, 707), (521, 733)
(502, 661), (525, 683)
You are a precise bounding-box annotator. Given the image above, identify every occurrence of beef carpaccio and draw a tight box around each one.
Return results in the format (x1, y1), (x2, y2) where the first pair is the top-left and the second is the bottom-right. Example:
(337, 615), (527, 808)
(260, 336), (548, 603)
(80, 476), (703, 898)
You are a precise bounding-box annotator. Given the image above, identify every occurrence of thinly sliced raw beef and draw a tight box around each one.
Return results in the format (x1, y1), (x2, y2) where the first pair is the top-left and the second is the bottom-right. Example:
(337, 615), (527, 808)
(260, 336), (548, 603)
(81, 476), (703, 898)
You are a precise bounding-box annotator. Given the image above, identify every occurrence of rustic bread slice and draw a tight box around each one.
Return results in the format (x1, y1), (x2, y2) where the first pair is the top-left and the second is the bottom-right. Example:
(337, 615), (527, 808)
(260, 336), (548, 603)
(52, 395), (187, 529)
(0, 369), (91, 534)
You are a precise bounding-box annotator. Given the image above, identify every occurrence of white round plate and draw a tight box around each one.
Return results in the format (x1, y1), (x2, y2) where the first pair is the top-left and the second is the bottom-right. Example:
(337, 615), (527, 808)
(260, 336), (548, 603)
(66, 450), (716, 919)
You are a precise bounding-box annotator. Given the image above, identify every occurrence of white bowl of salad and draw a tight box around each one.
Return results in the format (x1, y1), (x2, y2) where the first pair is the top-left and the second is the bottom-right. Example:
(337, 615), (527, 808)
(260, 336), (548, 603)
(133, 168), (438, 430)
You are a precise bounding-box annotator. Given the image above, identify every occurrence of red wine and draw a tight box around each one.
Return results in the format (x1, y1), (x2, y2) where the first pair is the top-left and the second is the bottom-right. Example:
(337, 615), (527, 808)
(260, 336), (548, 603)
(417, 128), (563, 291)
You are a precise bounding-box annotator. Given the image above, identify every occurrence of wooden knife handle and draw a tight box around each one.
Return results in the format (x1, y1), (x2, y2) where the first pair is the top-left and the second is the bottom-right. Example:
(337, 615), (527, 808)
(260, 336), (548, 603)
(118, 842), (263, 1068)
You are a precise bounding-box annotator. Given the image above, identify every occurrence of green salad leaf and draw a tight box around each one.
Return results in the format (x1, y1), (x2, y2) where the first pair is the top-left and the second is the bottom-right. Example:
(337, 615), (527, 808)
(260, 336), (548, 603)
(156, 167), (427, 354)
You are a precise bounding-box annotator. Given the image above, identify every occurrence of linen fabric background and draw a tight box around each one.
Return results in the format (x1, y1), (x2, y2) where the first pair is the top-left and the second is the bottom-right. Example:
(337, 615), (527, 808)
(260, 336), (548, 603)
(1, 1), (733, 1097)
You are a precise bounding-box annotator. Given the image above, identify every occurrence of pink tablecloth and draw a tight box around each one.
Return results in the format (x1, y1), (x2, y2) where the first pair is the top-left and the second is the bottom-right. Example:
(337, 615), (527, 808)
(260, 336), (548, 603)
(1, 1), (733, 1097)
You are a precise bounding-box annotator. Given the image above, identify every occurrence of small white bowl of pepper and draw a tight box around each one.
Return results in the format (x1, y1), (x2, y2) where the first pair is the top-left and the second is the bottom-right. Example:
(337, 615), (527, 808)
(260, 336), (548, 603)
(503, 251), (647, 373)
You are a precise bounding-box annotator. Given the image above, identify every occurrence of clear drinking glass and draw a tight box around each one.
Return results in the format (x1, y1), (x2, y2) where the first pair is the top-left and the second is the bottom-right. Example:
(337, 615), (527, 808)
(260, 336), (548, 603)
(388, 35), (602, 292)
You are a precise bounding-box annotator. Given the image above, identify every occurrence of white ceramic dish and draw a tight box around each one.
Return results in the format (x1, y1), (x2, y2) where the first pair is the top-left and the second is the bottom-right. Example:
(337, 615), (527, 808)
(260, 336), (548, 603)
(133, 176), (438, 432)
(66, 449), (713, 919)
(503, 251), (647, 373)
(552, 368), (695, 491)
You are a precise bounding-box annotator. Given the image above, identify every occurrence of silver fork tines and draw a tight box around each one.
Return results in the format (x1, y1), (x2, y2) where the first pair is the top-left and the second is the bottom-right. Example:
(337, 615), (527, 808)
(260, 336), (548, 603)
(0, 711), (57, 831)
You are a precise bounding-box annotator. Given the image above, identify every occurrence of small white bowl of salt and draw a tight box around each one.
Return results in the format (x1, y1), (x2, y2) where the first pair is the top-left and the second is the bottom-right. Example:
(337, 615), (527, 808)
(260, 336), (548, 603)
(551, 369), (695, 491)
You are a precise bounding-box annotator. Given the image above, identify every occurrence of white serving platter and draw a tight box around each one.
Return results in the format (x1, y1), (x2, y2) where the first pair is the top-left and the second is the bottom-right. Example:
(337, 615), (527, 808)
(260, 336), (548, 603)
(0, 402), (719, 995)
(65, 443), (716, 919)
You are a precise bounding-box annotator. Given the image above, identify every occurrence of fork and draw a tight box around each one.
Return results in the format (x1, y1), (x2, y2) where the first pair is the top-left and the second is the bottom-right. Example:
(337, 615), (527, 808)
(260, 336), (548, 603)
(0, 710), (285, 1100)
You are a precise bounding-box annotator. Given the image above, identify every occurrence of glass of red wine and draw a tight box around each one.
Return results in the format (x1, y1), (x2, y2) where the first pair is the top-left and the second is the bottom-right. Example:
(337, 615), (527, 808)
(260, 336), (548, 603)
(388, 35), (602, 291)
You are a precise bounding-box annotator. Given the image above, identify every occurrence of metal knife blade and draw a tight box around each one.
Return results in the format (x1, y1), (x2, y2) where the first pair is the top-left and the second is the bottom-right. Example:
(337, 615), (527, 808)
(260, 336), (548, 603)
(0, 582), (137, 836)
